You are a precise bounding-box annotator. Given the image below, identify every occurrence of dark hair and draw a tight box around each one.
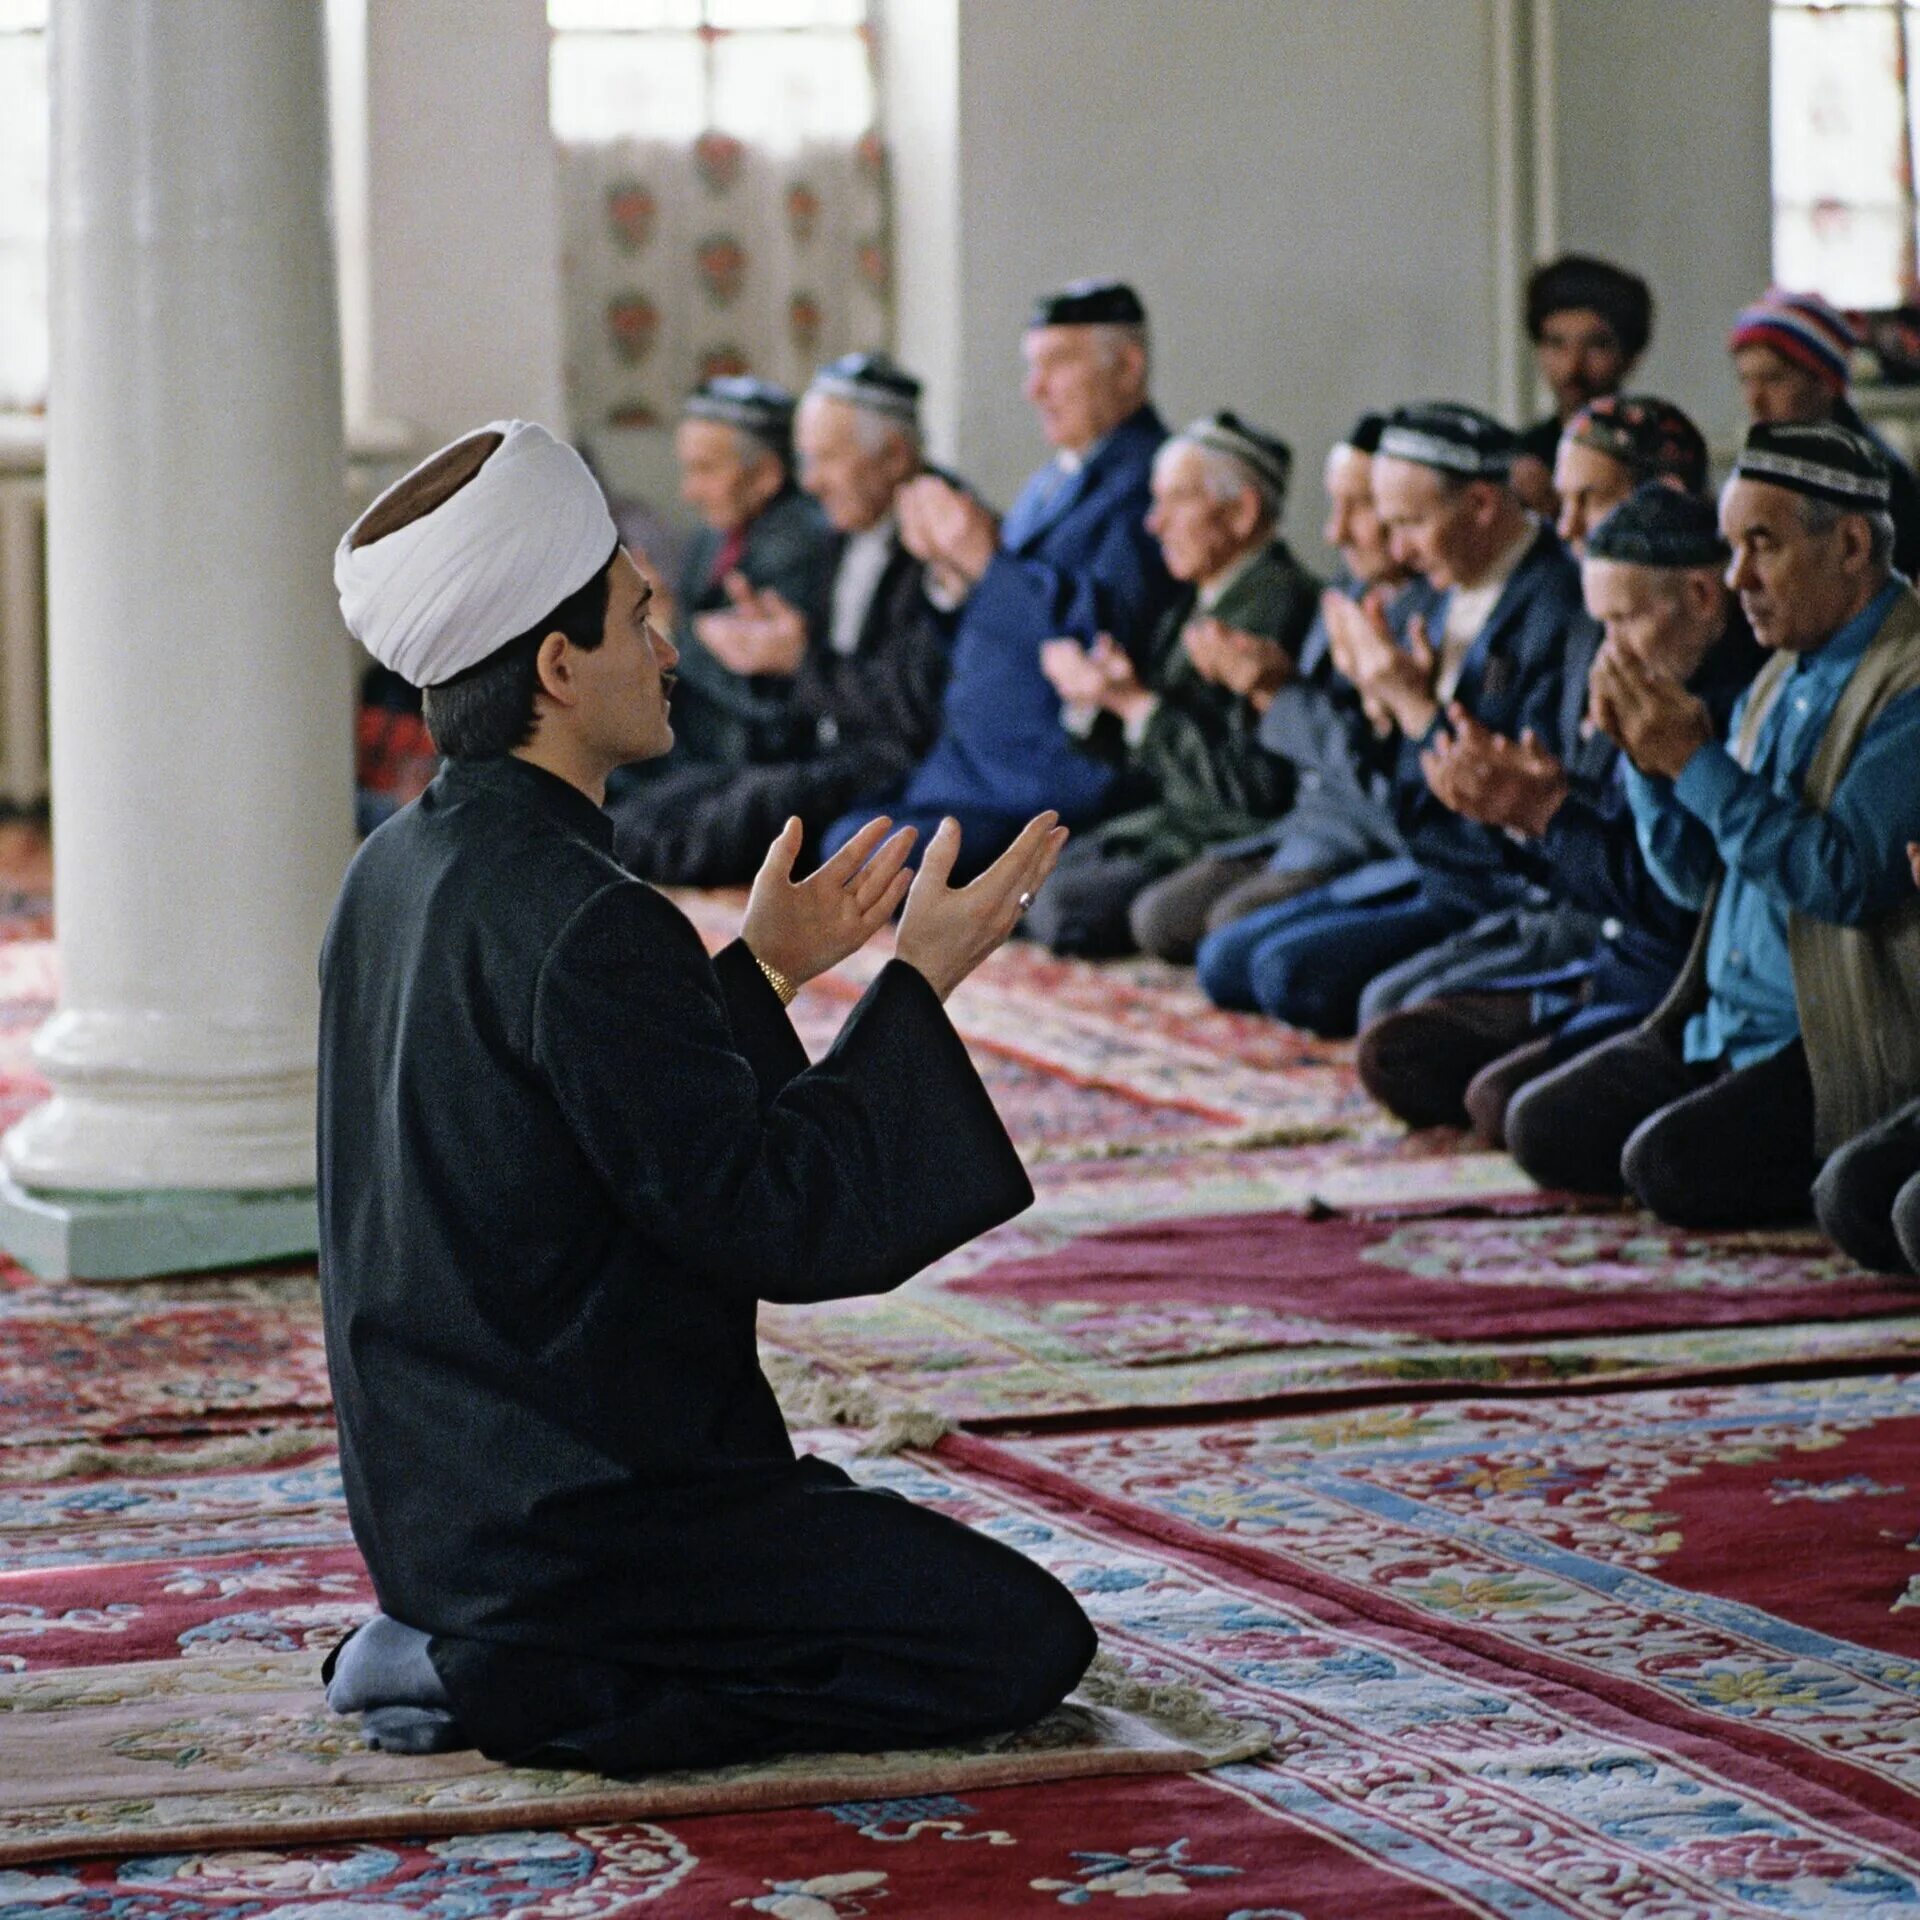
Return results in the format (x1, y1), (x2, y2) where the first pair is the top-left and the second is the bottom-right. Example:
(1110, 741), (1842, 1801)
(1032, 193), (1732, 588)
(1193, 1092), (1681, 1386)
(421, 544), (618, 761)
(1526, 254), (1654, 362)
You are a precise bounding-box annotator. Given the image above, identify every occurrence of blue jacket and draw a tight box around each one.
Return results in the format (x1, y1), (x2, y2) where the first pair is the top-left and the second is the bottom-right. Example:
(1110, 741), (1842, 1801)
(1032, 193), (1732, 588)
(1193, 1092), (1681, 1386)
(1517, 608), (1763, 1017)
(1628, 579), (1920, 1067)
(900, 406), (1176, 823)
(1393, 522), (1595, 913)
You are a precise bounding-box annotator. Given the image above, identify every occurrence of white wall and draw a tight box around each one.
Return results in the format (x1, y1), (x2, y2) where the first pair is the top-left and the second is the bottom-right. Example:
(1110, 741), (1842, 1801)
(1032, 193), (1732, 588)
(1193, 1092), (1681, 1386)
(889, 0), (1509, 522)
(885, 0), (1773, 548)
(328, 0), (1773, 536)
(1551, 0), (1771, 463)
(358, 0), (566, 445)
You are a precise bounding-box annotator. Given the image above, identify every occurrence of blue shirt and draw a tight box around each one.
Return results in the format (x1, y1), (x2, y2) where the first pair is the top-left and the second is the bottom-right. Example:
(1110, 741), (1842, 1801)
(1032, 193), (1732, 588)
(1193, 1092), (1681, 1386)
(1625, 579), (1920, 1067)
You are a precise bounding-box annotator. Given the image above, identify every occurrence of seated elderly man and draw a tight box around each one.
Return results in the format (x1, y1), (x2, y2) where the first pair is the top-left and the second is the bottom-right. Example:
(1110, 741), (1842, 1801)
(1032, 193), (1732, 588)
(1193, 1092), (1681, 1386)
(320, 420), (1085, 1770)
(1196, 402), (1589, 1037)
(1507, 422), (1920, 1227)
(1343, 397), (1719, 1046)
(1510, 254), (1654, 515)
(643, 376), (831, 768)
(1023, 413), (1320, 955)
(822, 279), (1175, 878)
(1730, 289), (1920, 577)
(1346, 398), (1714, 1114)
(1131, 412), (1423, 961)
(1356, 485), (1761, 1136)
(612, 354), (948, 883)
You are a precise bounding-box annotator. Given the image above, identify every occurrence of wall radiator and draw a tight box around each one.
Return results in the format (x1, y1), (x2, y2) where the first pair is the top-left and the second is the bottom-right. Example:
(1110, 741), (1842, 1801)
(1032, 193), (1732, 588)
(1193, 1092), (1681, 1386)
(0, 471), (47, 810)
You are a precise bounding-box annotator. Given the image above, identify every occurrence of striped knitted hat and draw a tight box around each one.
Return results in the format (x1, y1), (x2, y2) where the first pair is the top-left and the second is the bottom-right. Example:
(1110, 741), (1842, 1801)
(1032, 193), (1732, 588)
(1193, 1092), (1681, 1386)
(1728, 290), (1859, 395)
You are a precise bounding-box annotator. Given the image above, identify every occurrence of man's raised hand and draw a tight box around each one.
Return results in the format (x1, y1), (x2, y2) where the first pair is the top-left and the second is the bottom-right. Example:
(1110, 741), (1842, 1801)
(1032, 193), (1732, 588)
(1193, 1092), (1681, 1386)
(1039, 637), (1111, 707)
(897, 475), (999, 587)
(1421, 704), (1569, 836)
(741, 816), (917, 990)
(895, 813), (1069, 1002)
(1588, 644), (1712, 780)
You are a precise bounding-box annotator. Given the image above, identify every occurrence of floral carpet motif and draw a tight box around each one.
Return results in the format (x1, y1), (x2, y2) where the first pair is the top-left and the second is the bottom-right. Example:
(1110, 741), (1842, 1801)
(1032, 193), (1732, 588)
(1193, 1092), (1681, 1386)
(2, 1432), (1918, 1913)
(762, 1272), (1920, 1428)
(0, 1292), (331, 1449)
(956, 1209), (1920, 1338)
(981, 1373), (1920, 1795)
(6, 886), (1920, 1912)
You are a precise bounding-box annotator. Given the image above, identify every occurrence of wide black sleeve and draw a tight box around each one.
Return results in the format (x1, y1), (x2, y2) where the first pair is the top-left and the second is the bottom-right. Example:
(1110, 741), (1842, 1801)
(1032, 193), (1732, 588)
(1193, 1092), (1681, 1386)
(711, 938), (811, 1104)
(532, 882), (1031, 1305)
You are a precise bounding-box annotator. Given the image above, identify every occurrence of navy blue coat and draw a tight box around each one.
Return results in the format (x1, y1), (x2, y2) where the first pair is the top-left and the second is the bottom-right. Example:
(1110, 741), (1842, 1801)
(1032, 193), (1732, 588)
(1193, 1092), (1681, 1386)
(1393, 522), (1596, 913)
(899, 407), (1176, 824)
(1507, 608), (1765, 1026)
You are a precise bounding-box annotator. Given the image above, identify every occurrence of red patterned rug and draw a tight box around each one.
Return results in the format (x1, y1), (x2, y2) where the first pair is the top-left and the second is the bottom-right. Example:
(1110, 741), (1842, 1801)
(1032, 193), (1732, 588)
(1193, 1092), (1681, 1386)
(955, 1209), (1920, 1338)
(3, 1416), (1918, 1913)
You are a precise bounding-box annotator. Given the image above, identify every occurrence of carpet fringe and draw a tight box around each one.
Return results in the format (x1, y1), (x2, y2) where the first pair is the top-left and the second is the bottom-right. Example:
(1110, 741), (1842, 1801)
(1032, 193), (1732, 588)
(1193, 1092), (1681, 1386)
(762, 1350), (954, 1455)
(1078, 1648), (1271, 1757)
(0, 1424), (335, 1483)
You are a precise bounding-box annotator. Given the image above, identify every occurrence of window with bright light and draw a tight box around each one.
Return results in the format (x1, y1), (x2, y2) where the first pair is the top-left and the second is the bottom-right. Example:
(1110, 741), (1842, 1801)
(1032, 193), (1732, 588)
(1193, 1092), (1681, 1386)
(549, 0), (874, 150)
(0, 0), (49, 414)
(1773, 0), (1920, 308)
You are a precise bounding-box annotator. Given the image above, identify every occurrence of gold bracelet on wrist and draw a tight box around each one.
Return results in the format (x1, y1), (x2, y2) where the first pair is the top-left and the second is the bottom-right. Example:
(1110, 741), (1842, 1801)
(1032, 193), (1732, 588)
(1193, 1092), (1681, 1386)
(753, 953), (798, 1006)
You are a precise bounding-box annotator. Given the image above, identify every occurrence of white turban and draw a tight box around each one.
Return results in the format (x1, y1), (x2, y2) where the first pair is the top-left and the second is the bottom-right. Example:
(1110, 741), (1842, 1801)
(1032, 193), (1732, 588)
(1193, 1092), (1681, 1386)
(335, 420), (619, 688)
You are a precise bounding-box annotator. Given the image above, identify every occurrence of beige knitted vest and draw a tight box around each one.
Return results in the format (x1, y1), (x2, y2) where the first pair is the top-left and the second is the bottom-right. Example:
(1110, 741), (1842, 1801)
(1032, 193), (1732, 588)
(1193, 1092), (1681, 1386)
(1643, 586), (1920, 1155)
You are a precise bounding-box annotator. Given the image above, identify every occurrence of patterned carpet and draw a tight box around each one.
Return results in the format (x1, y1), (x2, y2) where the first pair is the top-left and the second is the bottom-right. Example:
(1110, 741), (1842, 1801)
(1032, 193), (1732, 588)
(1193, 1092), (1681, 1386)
(0, 877), (1915, 1915)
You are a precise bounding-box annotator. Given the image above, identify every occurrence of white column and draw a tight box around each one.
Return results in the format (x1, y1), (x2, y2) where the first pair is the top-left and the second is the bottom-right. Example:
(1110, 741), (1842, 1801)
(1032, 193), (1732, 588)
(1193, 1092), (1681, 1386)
(5, 0), (353, 1201)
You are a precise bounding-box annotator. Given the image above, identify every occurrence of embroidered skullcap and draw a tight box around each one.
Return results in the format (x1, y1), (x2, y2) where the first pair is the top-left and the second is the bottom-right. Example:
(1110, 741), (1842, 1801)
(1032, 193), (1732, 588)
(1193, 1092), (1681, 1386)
(808, 351), (922, 426)
(1182, 411), (1292, 512)
(1584, 483), (1728, 570)
(335, 421), (617, 689)
(1728, 289), (1859, 395)
(1566, 394), (1710, 494)
(1377, 402), (1518, 480)
(1342, 411), (1387, 457)
(1526, 254), (1653, 361)
(1030, 278), (1147, 329)
(1733, 419), (1891, 510)
(683, 376), (797, 454)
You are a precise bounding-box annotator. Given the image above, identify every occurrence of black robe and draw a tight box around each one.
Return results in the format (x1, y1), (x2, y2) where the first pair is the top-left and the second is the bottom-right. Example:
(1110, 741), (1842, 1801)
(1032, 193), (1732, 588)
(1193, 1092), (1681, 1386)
(612, 534), (948, 884)
(318, 755), (1086, 1768)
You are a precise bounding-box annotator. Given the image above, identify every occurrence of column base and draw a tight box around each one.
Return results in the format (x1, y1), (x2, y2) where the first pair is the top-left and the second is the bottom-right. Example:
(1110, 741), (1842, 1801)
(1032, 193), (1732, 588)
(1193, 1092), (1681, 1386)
(0, 1171), (317, 1282)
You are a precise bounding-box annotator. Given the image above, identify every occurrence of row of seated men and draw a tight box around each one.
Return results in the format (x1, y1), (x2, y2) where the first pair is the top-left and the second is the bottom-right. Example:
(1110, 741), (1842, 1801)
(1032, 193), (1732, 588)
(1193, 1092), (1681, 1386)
(606, 268), (1920, 1280)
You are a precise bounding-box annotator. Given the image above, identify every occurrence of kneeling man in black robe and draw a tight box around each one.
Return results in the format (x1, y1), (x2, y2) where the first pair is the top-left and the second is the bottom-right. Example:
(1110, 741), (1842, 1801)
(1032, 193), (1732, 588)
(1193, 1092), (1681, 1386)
(320, 418), (1087, 1772)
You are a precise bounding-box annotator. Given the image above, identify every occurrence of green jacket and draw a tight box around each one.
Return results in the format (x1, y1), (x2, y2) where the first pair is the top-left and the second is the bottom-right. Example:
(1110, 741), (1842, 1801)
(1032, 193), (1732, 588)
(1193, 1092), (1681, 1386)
(1082, 537), (1321, 871)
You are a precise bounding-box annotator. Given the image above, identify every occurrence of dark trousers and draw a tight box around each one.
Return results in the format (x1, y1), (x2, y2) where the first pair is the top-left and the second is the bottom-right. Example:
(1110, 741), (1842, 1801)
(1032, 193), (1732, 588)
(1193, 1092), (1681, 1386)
(1026, 842), (1157, 956)
(1463, 1032), (1562, 1147)
(612, 750), (908, 887)
(424, 1457), (1096, 1775)
(1195, 882), (1474, 1038)
(1813, 1095), (1920, 1275)
(1129, 857), (1332, 963)
(1506, 1029), (1818, 1226)
(1355, 989), (1539, 1130)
